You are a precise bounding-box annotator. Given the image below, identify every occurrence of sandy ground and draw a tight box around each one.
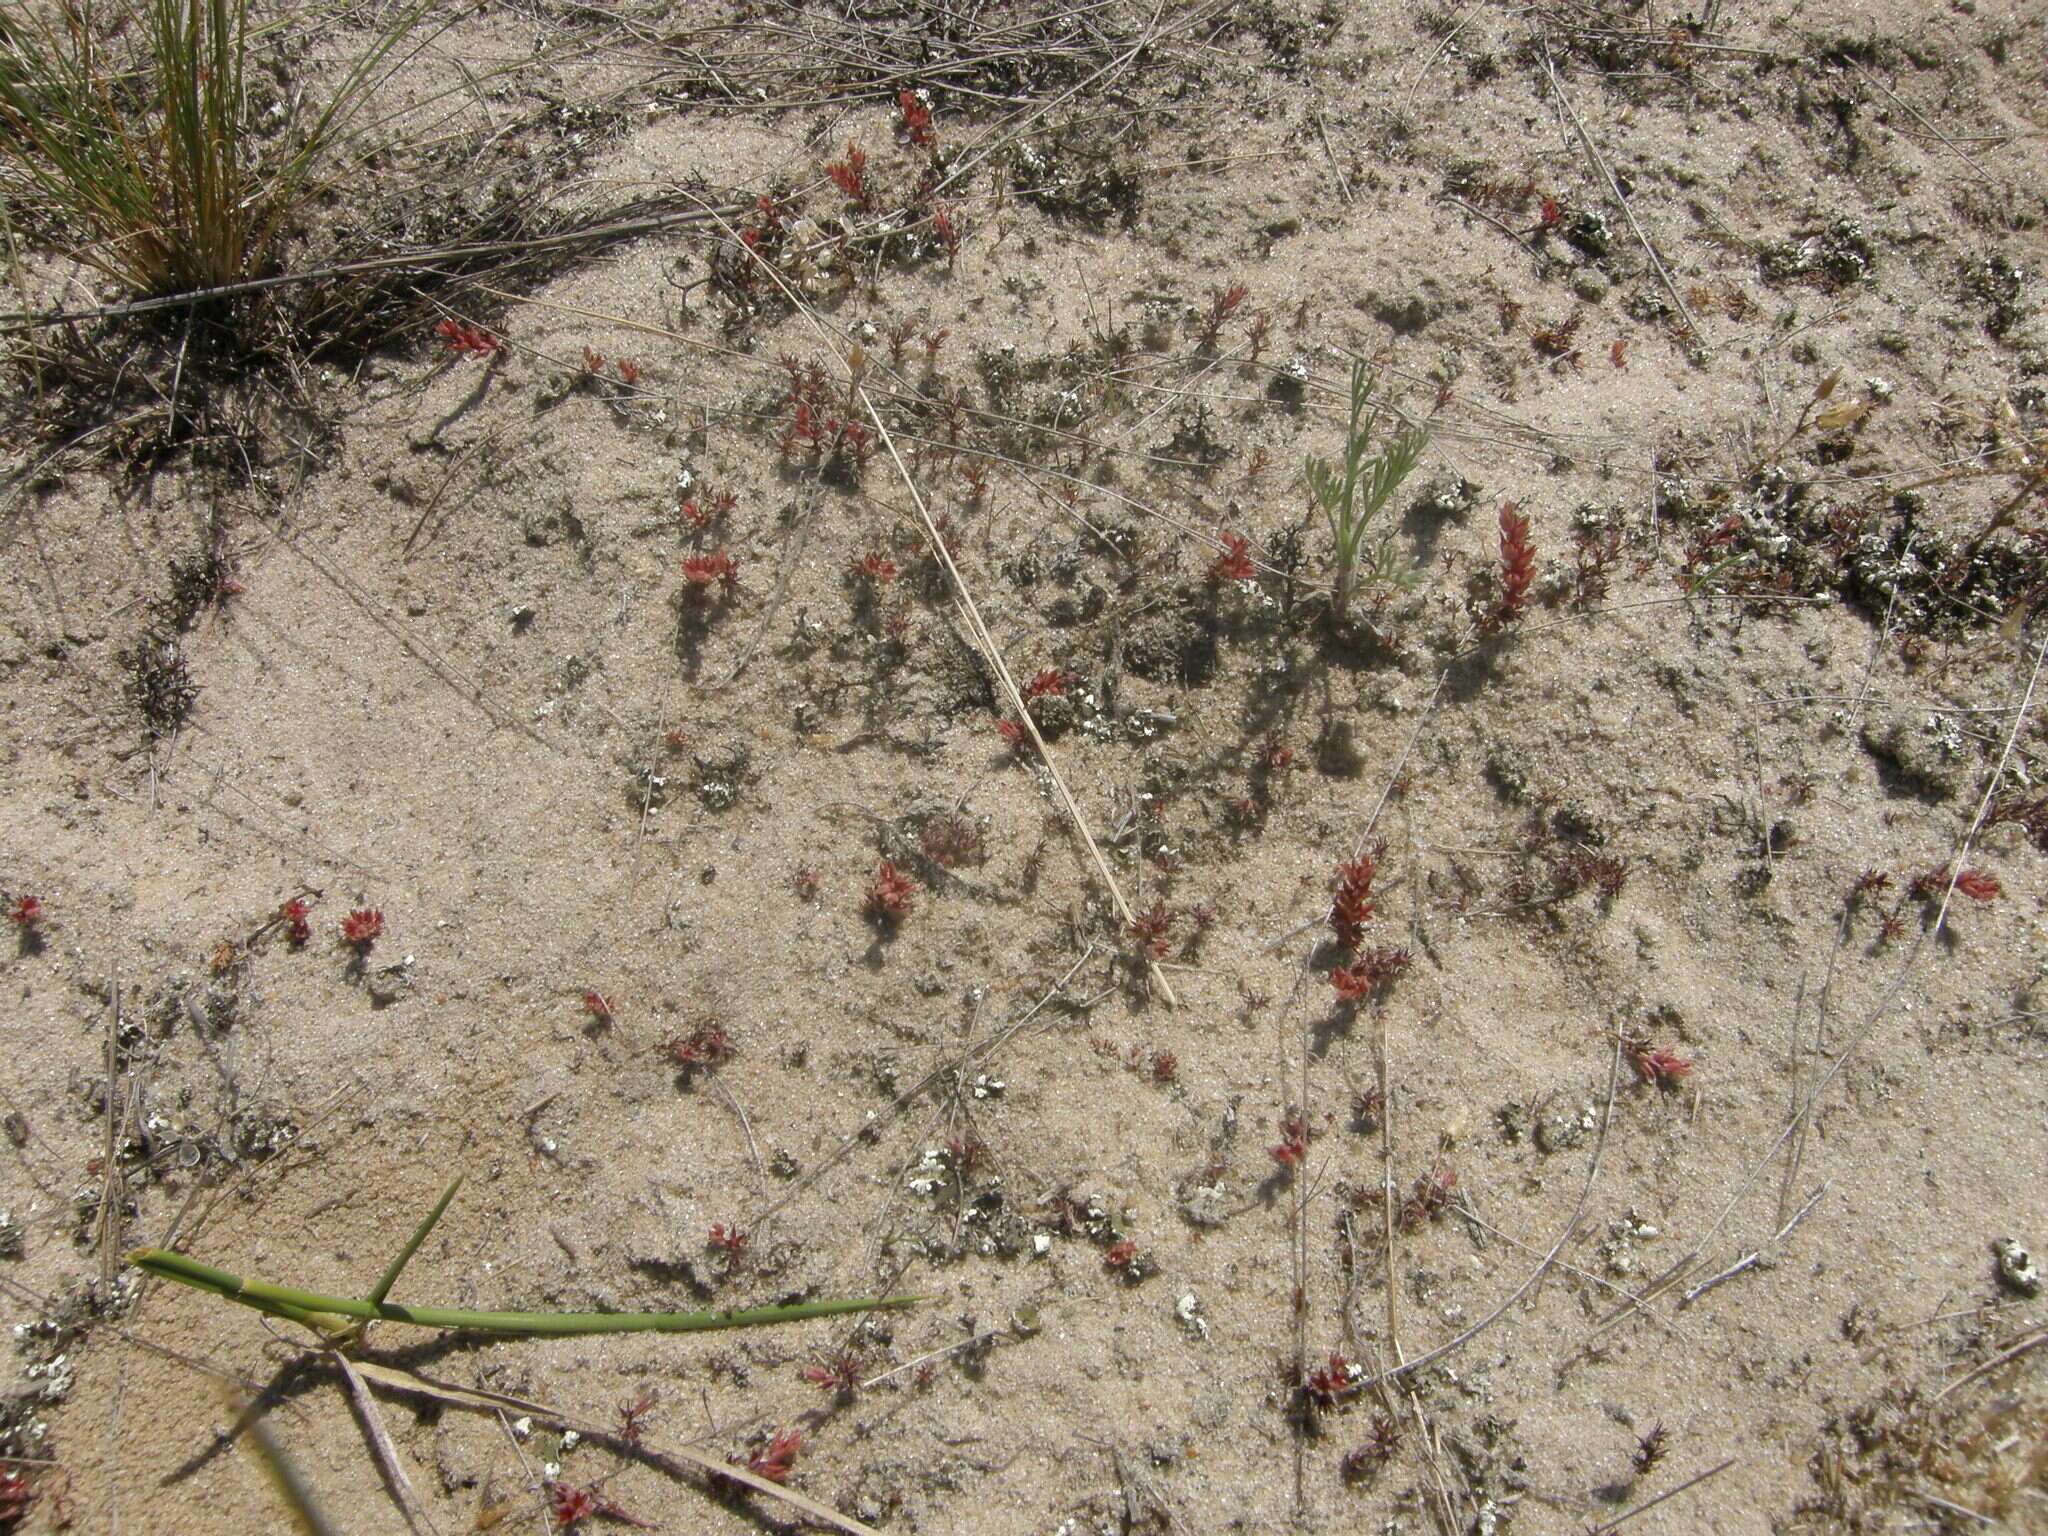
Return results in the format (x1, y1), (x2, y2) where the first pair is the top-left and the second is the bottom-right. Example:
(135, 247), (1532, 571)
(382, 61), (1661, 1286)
(3, 1), (2046, 1532)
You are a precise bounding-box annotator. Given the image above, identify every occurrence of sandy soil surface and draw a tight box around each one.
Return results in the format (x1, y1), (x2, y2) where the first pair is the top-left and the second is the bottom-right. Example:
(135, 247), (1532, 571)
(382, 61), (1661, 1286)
(3, 2), (2046, 1532)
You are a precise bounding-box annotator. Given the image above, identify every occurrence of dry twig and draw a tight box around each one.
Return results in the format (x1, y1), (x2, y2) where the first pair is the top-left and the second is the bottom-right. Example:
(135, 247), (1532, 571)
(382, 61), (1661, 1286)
(1538, 39), (1701, 348)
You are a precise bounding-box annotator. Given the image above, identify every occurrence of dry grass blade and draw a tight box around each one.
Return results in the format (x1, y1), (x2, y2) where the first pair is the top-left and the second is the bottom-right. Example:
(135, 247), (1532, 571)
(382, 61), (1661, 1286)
(1926, 627), (2047, 933)
(331, 1352), (436, 1535)
(1931, 1326), (2048, 1407)
(1538, 38), (1701, 350)
(608, 1435), (890, 1536)
(1679, 1181), (1829, 1307)
(650, 0), (1180, 111)
(1586, 1457), (1737, 1534)
(929, 0), (1234, 203)
(0, 199), (743, 337)
(753, 951), (1096, 1225)
(96, 970), (127, 1289)
(1446, 1211), (1696, 1343)
(860, 386), (1179, 1006)
(1842, 62), (2004, 187)
(1355, 1035), (1622, 1392)
(1629, 628), (2048, 1313)
(344, 1357), (562, 1422)
(347, 1359), (889, 1536)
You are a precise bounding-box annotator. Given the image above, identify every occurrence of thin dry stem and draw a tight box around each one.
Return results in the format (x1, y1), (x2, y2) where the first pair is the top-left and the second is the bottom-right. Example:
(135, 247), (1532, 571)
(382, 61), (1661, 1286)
(1931, 1325), (2048, 1406)
(753, 950), (1096, 1226)
(1587, 1458), (1738, 1534)
(1355, 1035), (1623, 1393)
(861, 387), (1180, 1005)
(1539, 39), (1701, 348)
(332, 1351), (436, 1536)
(1628, 628), (2048, 1313)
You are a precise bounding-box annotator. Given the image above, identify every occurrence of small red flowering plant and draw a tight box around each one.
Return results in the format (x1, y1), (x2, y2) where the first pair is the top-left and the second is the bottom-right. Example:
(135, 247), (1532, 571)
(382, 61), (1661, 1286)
(339, 908), (383, 949)
(866, 860), (915, 926)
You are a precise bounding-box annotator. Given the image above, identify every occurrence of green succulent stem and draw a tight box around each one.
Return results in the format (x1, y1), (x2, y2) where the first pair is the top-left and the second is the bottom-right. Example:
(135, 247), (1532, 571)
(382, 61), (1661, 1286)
(127, 1177), (916, 1349)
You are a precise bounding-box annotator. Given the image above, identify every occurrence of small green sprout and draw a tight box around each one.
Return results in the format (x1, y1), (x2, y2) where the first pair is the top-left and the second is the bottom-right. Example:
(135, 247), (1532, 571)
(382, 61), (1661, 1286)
(1305, 361), (1430, 619)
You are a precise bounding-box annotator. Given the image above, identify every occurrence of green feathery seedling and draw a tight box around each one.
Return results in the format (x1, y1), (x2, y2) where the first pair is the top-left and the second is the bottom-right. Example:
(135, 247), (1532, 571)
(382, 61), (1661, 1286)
(1305, 360), (1430, 619)
(129, 1178), (915, 1350)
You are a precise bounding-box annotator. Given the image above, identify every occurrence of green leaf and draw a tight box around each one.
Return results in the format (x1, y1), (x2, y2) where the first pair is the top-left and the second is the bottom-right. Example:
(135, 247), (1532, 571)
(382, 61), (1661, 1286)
(365, 1176), (461, 1309)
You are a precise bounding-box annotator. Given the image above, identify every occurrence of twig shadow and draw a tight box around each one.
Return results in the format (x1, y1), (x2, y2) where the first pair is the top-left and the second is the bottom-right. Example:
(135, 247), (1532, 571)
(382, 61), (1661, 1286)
(157, 1328), (513, 1486)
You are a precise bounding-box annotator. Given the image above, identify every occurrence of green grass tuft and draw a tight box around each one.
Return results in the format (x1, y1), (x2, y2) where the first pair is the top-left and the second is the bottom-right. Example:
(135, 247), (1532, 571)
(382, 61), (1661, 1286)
(0, 0), (429, 299)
